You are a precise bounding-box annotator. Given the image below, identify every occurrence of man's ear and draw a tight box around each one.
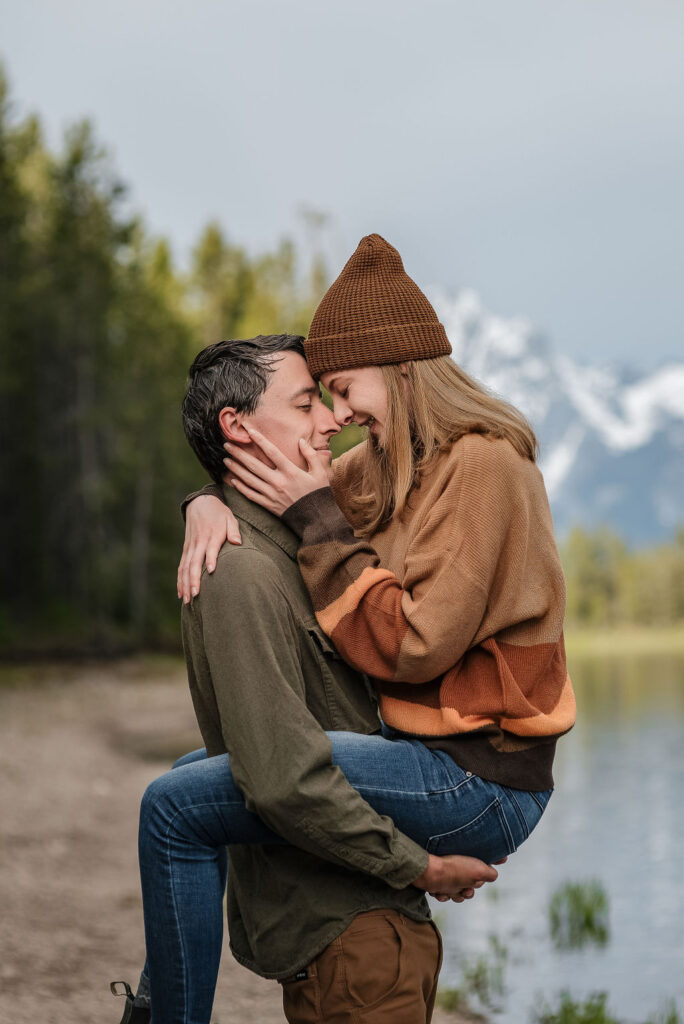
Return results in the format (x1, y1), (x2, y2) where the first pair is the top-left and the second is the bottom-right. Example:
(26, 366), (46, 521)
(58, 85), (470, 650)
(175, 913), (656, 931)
(218, 407), (251, 444)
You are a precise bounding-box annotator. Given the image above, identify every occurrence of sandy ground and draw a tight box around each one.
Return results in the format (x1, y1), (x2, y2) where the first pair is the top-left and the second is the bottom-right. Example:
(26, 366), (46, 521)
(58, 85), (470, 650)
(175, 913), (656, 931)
(0, 659), (460, 1024)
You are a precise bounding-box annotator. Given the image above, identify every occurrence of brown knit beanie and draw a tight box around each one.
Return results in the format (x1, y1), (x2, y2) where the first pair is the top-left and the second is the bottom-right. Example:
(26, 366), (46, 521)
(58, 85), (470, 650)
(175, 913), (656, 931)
(305, 233), (452, 379)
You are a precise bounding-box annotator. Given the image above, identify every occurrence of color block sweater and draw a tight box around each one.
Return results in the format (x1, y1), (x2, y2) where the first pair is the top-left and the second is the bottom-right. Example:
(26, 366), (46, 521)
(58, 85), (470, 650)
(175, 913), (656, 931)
(282, 434), (576, 790)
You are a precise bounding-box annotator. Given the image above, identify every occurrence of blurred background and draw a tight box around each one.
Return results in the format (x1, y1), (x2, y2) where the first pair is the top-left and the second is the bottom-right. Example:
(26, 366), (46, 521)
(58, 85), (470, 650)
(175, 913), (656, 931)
(1, 3), (682, 1023)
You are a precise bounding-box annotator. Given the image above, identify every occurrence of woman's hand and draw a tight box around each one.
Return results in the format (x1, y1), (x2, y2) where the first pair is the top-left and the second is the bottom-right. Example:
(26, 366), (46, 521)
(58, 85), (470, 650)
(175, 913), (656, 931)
(177, 495), (242, 603)
(223, 426), (332, 517)
(413, 854), (505, 904)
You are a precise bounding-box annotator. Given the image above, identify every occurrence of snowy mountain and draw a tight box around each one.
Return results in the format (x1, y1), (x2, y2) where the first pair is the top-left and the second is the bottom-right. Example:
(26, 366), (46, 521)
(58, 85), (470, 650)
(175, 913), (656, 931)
(429, 288), (684, 545)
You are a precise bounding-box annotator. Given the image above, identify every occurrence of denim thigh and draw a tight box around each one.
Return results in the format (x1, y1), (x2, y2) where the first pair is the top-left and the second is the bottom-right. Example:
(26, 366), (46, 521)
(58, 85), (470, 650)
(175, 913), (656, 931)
(328, 730), (553, 863)
(159, 738), (552, 864)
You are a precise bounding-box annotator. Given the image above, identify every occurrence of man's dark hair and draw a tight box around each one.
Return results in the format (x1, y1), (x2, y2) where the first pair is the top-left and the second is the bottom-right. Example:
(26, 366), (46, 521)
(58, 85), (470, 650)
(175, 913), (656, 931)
(182, 334), (305, 483)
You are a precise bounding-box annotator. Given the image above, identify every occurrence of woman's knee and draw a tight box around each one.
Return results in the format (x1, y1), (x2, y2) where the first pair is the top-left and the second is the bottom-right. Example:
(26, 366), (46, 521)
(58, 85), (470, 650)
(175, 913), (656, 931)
(139, 769), (183, 836)
(139, 754), (242, 841)
(172, 747), (207, 770)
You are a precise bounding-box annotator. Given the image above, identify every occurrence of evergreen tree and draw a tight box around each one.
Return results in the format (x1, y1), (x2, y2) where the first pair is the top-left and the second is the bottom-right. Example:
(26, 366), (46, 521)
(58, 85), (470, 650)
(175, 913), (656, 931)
(0, 69), (327, 653)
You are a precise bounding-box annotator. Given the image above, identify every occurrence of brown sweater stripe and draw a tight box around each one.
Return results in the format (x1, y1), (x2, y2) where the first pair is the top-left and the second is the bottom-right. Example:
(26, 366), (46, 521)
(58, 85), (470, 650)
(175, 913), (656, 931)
(375, 645), (574, 738)
(326, 581), (409, 682)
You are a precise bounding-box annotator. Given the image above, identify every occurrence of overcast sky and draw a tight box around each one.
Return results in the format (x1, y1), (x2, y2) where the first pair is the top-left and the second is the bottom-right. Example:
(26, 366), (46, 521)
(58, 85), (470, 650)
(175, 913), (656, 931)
(2, 0), (683, 369)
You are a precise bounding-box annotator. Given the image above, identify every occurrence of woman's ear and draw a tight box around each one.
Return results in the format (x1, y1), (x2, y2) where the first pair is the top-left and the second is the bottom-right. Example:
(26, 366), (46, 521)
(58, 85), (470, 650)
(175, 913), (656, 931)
(398, 362), (410, 377)
(218, 407), (251, 444)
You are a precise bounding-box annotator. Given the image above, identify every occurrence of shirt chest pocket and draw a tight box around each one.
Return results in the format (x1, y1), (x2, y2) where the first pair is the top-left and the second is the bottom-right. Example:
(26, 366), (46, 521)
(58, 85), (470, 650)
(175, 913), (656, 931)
(301, 620), (345, 729)
(306, 620), (339, 660)
(303, 620), (379, 734)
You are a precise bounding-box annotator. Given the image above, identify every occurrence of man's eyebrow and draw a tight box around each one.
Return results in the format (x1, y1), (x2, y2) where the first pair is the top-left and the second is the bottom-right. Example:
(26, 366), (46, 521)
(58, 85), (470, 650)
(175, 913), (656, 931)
(289, 385), (319, 400)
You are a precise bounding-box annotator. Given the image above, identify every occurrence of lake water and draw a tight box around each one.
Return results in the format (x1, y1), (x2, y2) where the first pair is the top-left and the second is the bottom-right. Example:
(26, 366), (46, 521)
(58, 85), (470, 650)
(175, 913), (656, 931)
(438, 650), (684, 1023)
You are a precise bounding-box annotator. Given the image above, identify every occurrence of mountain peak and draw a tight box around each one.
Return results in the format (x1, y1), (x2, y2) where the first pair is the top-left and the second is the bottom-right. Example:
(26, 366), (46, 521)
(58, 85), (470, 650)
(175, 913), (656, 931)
(429, 288), (684, 543)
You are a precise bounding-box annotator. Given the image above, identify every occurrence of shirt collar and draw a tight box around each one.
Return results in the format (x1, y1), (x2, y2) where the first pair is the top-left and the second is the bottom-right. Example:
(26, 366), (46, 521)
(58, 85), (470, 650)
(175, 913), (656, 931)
(221, 484), (300, 561)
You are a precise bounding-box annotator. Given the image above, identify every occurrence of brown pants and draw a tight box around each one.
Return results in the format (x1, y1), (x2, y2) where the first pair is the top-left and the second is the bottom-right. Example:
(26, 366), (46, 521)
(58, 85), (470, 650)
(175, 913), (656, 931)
(279, 910), (442, 1024)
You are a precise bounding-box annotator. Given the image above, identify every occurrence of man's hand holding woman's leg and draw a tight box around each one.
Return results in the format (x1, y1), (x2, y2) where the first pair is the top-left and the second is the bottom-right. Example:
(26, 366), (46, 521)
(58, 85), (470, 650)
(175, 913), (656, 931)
(413, 853), (506, 903)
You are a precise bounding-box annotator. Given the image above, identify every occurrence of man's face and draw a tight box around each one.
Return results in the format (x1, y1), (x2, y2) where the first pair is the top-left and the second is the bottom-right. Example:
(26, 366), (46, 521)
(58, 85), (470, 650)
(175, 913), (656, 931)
(245, 351), (339, 468)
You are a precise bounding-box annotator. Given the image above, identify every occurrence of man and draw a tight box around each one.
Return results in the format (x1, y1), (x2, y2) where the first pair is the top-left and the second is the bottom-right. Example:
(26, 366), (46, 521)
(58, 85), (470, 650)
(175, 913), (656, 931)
(122, 334), (496, 1024)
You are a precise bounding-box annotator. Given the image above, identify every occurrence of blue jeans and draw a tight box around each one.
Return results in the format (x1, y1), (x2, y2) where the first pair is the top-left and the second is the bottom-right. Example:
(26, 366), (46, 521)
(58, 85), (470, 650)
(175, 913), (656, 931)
(139, 734), (552, 1023)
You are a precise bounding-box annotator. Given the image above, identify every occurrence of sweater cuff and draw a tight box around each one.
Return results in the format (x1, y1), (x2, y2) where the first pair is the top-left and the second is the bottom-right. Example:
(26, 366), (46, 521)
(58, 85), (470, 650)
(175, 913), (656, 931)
(181, 482), (224, 521)
(282, 487), (353, 542)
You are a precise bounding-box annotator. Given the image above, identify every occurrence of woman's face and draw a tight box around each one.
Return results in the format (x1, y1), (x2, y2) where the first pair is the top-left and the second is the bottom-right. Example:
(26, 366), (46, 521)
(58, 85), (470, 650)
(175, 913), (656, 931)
(319, 366), (389, 445)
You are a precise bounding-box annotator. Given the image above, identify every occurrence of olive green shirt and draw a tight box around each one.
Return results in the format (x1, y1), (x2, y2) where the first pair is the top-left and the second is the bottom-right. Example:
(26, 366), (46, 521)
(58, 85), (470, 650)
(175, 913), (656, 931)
(181, 485), (430, 980)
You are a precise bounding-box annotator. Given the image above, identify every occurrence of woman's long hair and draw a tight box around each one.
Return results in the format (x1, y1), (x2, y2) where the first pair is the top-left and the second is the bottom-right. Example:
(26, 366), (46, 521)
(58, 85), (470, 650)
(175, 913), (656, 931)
(345, 356), (539, 537)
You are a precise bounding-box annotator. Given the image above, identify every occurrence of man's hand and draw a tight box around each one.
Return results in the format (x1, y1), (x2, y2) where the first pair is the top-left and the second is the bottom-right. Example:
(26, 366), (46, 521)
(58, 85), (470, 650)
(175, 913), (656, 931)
(178, 495), (242, 603)
(412, 854), (504, 904)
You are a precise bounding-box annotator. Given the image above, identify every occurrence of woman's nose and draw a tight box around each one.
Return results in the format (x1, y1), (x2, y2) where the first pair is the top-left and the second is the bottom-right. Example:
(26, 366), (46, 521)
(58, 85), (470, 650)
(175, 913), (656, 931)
(321, 406), (340, 436)
(332, 399), (353, 426)
(313, 398), (342, 436)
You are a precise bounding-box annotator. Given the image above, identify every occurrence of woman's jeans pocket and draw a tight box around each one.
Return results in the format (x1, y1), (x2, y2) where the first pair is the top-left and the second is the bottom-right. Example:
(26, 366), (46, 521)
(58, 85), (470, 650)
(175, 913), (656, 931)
(426, 796), (514, 861)
(426, 785), (553, 862)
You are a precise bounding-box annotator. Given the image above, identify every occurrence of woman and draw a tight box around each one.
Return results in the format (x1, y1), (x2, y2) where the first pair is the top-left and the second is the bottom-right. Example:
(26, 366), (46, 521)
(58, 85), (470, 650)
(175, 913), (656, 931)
(135, 234), (574, 1023)
(183, 233), (574, 806)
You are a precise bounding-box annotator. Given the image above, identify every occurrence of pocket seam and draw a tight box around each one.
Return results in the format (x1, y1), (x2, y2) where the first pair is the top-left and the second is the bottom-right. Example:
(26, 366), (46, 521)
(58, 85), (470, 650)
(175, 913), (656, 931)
(280, 964), (322, 1021)
(427, 776), (474, 796)
(505, 788), (530, 840)
(530, 788), (553, 814)
(340, 914), (404, 1010)
(426, 797), (515, 857)
(305, 626), (345, 730)
(306, 623), (339, 658)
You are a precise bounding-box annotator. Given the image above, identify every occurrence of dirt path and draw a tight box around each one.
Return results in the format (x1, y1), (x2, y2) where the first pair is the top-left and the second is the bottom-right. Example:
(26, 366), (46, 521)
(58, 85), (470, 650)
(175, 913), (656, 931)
(0, 659), (460, 1024)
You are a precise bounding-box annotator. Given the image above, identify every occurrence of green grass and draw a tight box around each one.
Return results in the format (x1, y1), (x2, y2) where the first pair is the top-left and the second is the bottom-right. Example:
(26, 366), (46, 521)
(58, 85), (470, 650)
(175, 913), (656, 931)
(532, 992), (621, 1024)
(0, 653), (185, 689)
(564, 626), (684, 658)
(436, 935), (507, 1018)
(645, 1001), (681, 1024)
(532, 993), (680, 1024)
(549, 880), (610, 950)
(435, 987), (486, 1021)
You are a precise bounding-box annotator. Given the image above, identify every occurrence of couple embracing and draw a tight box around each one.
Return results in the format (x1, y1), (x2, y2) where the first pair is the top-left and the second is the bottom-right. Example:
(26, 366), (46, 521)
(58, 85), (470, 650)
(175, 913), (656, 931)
(114, 234), (574, 1024)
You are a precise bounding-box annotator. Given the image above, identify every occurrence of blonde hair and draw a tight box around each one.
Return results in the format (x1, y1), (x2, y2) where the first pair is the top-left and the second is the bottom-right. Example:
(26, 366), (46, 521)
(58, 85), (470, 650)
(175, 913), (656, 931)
(346, 356), (539, 537)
